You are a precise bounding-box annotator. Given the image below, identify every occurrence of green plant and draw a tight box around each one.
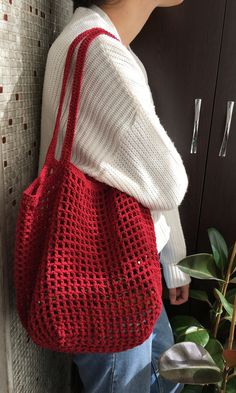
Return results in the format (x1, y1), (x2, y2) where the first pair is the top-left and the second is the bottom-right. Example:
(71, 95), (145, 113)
(158, 228), (236, 393)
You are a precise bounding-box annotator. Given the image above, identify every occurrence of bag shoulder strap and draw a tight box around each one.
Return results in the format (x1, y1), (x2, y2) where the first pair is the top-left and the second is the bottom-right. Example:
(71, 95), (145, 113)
(44, 27), (120, 167)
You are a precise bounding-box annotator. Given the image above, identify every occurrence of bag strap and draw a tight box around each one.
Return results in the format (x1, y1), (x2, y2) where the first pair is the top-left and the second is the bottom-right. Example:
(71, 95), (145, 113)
(44, 27), (120, 167)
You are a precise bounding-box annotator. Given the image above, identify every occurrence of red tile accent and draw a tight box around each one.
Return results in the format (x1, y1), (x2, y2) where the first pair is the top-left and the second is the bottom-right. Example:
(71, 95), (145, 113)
(9, 119), (12, 125)
(0, 86), (3, 93)
(3, 14), (8, 21)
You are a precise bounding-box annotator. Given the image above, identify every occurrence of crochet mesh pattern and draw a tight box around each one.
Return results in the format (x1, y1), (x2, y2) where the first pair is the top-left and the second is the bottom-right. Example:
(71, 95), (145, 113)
(13, 28), (162, 353)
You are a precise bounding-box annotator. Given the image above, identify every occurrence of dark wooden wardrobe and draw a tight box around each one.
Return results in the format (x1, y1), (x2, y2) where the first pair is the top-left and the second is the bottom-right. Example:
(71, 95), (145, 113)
(132, 0), (236, 254)
(131, 0), (236, 319)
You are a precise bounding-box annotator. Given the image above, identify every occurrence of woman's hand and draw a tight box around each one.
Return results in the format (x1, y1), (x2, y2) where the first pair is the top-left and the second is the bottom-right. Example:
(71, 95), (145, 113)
(169, 284), (190, 305)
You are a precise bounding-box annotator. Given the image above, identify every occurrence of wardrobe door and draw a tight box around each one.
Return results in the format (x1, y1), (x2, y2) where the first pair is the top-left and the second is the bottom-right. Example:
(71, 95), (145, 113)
(131, 0), (227, 254)
(197, 0), (236, 254)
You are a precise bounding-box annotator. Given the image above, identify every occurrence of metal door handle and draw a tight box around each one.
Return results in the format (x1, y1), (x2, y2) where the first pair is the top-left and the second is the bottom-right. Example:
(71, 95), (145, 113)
(190, 98), (202, 154)
(219, 101), (234, 158)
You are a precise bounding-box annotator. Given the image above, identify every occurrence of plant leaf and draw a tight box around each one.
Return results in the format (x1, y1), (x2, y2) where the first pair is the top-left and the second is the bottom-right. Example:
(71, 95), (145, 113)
(227, 372), (236, 381)
(177, 254), (224, 281)
(229, 244), (236, 274)
(214, 289), (233, 316)
(226, 288), (236, 304)
(158, 342), (222, 385)
(208, 227), (228, 276)
(205, 338), (224, 371)
(222, 316), (236, 325)
(232, 253), (236, 274)
(181, 327), (209, 348)
(171, 316), (201, 336)
(190, 289), (212, 306)
(223, 350), (236, 368)
(226, 375), (236, 392)
(171, 316), (209, 347)
(182, 385), (203, 393)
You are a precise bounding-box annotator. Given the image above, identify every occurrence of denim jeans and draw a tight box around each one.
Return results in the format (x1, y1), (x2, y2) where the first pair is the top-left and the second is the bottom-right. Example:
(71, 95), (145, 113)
(72, 304), (184, 393)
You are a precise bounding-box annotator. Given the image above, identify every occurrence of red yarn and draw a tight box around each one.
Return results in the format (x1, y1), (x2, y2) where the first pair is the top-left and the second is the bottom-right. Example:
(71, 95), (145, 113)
(13, 28), (162, 353)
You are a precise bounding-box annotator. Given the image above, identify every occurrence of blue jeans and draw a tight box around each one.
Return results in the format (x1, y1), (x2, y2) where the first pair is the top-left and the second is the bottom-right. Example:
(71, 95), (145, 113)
(72, 304), (184, 393)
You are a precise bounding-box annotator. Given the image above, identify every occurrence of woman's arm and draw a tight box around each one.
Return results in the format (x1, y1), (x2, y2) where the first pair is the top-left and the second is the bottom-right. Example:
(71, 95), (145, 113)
(160, 207), (191, 288)
(70, 34), (189, 211)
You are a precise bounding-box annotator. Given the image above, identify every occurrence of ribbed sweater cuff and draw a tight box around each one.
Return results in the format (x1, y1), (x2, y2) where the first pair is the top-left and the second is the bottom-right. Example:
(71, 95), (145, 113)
(162, 263), (191, 289)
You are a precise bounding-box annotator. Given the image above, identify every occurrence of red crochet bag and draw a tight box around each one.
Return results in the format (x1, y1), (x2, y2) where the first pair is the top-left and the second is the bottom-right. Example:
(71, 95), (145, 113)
(13, 27), (162, 353)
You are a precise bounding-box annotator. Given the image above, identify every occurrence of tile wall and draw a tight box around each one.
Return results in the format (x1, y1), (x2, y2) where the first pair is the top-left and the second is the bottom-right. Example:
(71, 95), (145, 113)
(0, 1), (74, 392)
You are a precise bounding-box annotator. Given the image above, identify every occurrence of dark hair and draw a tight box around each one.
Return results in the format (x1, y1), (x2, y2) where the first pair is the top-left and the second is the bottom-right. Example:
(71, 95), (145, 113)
(73, 1), (109, 10)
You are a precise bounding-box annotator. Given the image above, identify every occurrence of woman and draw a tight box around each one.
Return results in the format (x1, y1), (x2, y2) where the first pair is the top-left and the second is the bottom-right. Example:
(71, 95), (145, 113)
(38, 0), (191, 392)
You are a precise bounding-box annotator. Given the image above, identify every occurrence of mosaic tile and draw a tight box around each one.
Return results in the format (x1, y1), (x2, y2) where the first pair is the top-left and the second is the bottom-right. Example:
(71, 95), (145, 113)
(0, 0), (74, 392)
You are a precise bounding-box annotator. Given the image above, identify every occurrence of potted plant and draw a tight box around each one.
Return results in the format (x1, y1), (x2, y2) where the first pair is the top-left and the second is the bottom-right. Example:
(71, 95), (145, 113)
(158, 228), (236, 393)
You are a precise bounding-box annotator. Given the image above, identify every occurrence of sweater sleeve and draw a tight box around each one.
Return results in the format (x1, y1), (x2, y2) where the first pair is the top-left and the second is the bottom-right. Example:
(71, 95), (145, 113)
(74, 34), (189, 212)
(159, 208), (191, 288)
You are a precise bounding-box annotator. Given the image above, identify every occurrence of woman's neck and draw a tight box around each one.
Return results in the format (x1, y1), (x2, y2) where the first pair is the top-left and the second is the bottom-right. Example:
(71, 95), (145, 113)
(99, 0), (156, 48)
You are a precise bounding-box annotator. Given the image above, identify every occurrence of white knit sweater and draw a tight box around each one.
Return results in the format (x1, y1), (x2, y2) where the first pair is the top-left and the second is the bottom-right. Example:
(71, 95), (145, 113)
(38, 4), (191, 289)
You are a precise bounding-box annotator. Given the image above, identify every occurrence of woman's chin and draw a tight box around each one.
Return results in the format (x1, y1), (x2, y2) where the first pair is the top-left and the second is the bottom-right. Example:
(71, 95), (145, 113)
(157, 0), (184, 7)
